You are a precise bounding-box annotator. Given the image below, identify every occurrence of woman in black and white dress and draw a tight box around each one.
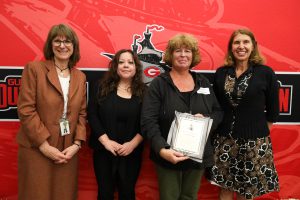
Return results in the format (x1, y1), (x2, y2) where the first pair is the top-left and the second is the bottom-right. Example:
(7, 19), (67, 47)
(210, 29), (280, 200)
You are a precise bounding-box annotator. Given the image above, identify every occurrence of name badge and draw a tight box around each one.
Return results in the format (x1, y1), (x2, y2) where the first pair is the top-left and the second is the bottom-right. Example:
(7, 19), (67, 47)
(197, 87), (210, 95)
(59, 118), (70, 136)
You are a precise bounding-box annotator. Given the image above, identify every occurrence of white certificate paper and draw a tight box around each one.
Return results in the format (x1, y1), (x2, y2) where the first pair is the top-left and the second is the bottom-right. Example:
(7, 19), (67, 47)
(167, 111), (213, 162)
(173, 118), (205, 154)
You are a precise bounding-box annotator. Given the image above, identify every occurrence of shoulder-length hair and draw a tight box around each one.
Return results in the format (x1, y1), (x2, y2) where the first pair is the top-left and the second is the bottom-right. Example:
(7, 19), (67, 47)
(163, 33), (201, 68)
(43, 24), (80, 68)
(98, 49), (145, 101)
(224, 29), (264, 66)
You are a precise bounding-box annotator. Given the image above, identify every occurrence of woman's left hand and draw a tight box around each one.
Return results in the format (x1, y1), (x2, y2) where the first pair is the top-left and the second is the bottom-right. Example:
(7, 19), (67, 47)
(194, 113), (204, 118)
(117, 134), (143, 156)
(117, 141), (136, 156)
(61, 144), (80, 161)
(267, 122), (273, 130)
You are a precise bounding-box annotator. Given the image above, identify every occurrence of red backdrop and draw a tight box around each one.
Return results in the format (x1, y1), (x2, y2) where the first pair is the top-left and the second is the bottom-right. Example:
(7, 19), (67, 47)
(1, 0), (300, 199)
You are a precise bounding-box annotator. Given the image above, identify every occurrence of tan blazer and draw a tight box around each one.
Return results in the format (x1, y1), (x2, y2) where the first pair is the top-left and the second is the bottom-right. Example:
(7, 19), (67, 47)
(17, 60), (87, 150)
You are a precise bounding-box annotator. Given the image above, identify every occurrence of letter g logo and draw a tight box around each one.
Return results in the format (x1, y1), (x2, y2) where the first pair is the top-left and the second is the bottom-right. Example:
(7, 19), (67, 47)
(144, 66), (161, 78)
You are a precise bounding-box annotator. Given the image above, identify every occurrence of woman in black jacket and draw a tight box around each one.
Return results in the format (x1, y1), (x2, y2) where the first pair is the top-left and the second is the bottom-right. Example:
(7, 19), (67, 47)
(88, 49), (146, 200)
(141, 34), (223, 200)
(210, 29), (280, 199)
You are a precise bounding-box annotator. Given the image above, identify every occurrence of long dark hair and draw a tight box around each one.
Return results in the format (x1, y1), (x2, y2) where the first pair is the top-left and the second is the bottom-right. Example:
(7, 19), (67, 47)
(97, 49), (145, 101)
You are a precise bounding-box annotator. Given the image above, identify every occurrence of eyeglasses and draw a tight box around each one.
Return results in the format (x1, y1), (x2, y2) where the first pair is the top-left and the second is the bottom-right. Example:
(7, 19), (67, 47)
(52, 39), (73, 47)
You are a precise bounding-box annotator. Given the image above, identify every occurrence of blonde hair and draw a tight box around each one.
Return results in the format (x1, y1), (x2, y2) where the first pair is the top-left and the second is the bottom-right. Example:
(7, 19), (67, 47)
(164, 34), (201, 68)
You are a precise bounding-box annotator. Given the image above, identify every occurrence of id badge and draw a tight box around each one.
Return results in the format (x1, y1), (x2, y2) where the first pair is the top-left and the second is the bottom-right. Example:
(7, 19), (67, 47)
(59, 118), (70, 136)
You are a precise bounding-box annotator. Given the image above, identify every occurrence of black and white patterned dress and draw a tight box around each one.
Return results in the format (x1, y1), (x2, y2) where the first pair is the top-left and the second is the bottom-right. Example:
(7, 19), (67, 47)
(210, 69), (280, 199)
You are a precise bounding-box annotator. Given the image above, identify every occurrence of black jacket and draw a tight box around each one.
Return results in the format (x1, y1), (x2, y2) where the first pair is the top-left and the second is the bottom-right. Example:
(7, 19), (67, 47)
(213, 64), (279, 139)
(141, 71), (223, 170)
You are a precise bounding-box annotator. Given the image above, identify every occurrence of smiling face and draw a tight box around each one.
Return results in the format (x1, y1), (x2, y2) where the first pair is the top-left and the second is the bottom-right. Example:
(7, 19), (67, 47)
(231, 33), (254, 65)
(171, 46), (193, 71)
(52, 35), (74, 62)
(117, 52), (136, 81)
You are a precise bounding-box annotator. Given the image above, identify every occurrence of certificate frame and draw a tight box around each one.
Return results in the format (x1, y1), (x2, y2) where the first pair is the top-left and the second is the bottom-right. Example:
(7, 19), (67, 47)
(167, 111), (213, 162)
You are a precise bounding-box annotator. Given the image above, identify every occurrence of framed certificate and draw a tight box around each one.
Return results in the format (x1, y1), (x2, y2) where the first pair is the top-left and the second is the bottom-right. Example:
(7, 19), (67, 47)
(167, 111), (213, 162)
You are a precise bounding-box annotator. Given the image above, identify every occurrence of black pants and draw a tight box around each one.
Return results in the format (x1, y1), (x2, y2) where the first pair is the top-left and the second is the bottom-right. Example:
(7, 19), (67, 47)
(93, 149), (142, 200)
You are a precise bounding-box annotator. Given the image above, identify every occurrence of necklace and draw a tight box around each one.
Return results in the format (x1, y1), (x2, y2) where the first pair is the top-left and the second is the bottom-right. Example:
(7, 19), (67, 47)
(118, 84), (131, 92)
(118, 86), (130, 91)
(117, 85), (132, 98)
(54, 62), (69, 76)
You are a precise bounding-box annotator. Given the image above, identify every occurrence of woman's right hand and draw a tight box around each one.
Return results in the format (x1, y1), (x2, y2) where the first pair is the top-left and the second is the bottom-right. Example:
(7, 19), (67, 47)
(159, 148), (189, 164)
(99, 134), (121, 156)
(39, 141), (68, 164)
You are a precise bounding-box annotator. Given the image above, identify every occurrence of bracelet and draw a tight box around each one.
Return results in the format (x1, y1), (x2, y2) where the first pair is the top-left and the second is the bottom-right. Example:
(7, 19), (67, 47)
(73, 142), (81, 149)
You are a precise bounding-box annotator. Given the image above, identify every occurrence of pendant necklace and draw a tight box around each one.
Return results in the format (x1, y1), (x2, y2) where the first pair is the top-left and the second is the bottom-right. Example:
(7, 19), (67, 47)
(55, 62), (69, 76)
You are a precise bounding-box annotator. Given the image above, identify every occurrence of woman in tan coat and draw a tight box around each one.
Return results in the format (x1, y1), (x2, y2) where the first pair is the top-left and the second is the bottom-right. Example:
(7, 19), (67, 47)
(17, 24), (86, 200)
